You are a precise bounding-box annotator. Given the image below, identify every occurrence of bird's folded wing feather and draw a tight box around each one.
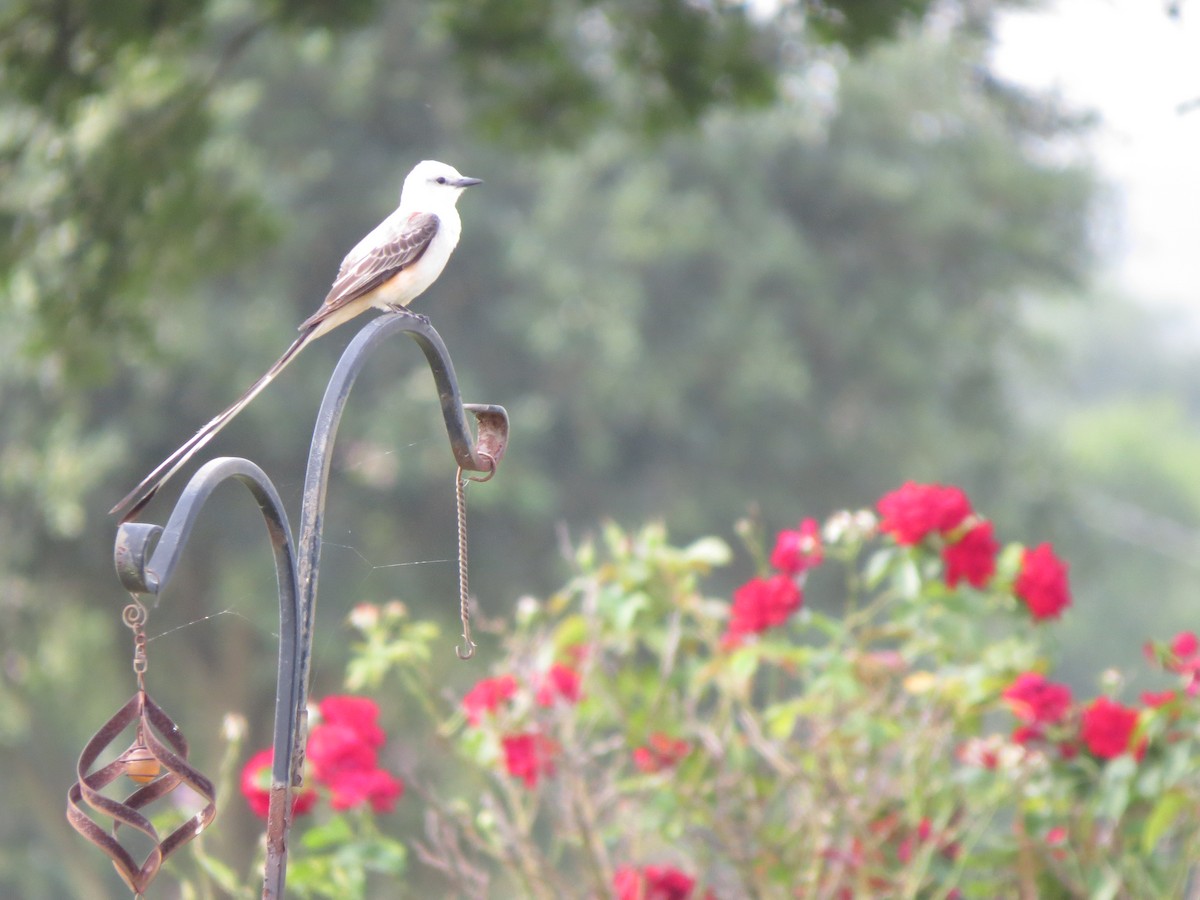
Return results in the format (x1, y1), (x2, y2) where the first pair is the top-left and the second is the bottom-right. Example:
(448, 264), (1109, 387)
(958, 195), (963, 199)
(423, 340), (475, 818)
(300, 211), (440, 331)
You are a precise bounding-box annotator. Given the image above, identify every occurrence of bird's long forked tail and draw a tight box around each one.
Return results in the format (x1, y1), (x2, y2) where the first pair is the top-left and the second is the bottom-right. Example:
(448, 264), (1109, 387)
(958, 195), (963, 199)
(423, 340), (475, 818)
(109, 327), (318, 522)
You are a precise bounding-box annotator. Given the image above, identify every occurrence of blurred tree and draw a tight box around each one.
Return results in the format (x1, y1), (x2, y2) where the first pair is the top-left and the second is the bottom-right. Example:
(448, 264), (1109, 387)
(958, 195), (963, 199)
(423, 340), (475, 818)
(476, 34), (1093, 538)
(440, 0), (979, 145)
(1013, 297), (1200, 685)
(0, 0), (1017, 383)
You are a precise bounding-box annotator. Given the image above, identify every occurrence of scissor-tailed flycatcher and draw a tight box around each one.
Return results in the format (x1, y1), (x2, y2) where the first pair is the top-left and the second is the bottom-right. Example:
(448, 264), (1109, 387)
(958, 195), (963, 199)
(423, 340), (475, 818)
(110, 159), (481, 521)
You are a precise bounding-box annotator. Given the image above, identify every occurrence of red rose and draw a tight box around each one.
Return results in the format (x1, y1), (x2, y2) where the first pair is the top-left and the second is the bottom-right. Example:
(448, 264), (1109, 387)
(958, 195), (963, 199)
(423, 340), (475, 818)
(614, 865), (706, 900)
(724, 574), (802, 644)
(1010, 724), (1042, 745)
(1014, 543), (1071, 620)
(239, 748), (317, 820)
(317, 695), (385, 748)
(1162, 632), (1200, 695)
(1002, 672), (1072, 725)
(633, 733), (691, 773)
(1080, 696), (1140, 760)
(306, 722), (378, 780)
(243, 699), (402, 819)
(770, 519), (823, 574)
(613, 868), (640, 900)
(501, 733), (557, 788)
(1142, 690), (1177, 708)
(877, 482), (972, 545)
(326, 767), (404, 813)
(942, 521), (999, 588)
(462, 675), (518, 726)
(535, 663), (583, 707)
(239, 748), (274, 818)
(1045, 826), (1068, 860)
(1171, 631), (1199, 661)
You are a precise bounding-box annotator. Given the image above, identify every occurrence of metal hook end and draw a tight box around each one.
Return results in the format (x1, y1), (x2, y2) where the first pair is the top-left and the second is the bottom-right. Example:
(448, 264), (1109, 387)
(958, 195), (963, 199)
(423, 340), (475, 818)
(467, 451), (497, 483)
(456, 639), (476, 660)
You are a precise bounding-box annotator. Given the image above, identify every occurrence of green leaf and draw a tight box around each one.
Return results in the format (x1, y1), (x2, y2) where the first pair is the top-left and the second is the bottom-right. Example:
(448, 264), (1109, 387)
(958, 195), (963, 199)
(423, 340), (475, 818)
(285, 856), (337, 897)
(863, 547), (894, 589)
(554, 613), (590, 649)
(611, 590), (650, 632)
(1090, 869), (1122, 900)
(355, 834), (407, 875)
(763, 699), (804, 740)
(681, 536), (733, 568)
(1162, 738), (1197, 786)
(1098, 755), (1137, 821)
(895, 554), (922, 599)
(993, 543), (1025, 584)
(1141, 789), (1188, 854)
(194, 853), (243, 894)
(726, 646), (761, 694)
(301, 815), (356, 850)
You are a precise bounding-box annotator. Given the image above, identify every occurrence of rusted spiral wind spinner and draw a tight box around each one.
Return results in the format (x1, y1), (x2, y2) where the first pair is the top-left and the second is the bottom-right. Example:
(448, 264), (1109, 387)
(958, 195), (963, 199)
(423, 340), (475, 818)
(66, 597), (216, 895)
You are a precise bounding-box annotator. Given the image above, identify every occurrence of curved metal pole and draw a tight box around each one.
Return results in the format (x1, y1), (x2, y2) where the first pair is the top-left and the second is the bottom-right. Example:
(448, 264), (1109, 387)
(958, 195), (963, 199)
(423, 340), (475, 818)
(267, 313), (508, 898)
(111, 457), (303, 900)
(109, 314), (507, 900)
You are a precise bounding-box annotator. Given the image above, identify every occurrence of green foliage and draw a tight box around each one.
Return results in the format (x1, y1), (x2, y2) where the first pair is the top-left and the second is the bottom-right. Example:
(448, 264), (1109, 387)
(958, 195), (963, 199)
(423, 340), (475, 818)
(804, 0), (943, 50)
(288, 815), (407, 900)
(0, 1), (1094, 546)
(437, 0), (986, 146)
(0, 0), (987, 382)
(478, 33), (1092, 536)
(439, 0), (777, 144)
(0, 1), (206, 115)
(246, 507), (1200, 897)
(1012, 297), (1200, 685)
(1064, 398), (1200, 518)
(0, 1), (275, 382)
(345, 602), (441, 701)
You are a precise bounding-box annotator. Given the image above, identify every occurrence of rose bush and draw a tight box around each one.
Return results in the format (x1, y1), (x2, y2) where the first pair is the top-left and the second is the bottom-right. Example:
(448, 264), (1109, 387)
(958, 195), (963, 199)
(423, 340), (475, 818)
(232, 695), (406, 897)
(222, 482), (1200, 897)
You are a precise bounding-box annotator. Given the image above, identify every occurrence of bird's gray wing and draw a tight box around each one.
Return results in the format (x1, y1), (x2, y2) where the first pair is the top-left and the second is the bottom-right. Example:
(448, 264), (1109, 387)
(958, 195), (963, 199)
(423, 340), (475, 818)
(301, 211), (439, 330)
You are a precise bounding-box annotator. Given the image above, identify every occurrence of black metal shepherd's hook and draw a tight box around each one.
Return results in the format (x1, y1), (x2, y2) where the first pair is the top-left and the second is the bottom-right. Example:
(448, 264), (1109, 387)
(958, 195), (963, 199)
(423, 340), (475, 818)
(112, 314), (508, 899)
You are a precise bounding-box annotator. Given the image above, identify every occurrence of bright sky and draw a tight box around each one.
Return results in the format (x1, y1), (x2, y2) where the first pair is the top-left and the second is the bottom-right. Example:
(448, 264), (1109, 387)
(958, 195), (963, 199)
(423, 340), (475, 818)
(993, 0), (1200, 317)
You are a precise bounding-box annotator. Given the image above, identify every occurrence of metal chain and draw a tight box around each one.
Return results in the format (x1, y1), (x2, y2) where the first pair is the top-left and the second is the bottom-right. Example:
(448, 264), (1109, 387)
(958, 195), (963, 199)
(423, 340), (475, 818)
(123, 596), (149, 689)
(454, 466), (475, 659)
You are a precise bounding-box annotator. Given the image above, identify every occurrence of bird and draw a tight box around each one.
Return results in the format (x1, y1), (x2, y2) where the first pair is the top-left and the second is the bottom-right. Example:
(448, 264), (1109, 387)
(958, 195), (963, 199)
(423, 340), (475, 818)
(109, 159), (482, 521)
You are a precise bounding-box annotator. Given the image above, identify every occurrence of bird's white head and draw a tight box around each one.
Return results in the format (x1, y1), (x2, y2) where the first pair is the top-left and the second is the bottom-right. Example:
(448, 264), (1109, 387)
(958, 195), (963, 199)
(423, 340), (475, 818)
(399, 160), (482, 212)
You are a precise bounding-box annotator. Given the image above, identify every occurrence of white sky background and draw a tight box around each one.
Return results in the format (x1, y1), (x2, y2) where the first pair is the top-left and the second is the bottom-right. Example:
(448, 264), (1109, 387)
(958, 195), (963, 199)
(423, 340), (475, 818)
(993, 0), (1200, 320)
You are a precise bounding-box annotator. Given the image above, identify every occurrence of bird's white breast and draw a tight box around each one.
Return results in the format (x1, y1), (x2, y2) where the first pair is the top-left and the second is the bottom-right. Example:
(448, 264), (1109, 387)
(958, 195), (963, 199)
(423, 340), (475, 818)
(369, 207), (462, 311)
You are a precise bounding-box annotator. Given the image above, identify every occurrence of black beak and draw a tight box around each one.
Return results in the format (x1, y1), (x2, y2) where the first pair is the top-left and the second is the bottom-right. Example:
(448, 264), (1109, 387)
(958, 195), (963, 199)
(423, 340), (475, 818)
(454, 176), (483, 188)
